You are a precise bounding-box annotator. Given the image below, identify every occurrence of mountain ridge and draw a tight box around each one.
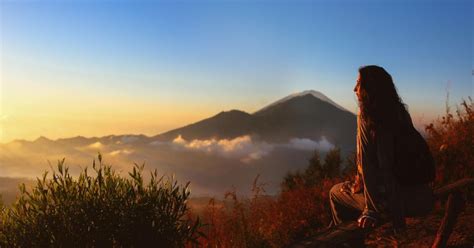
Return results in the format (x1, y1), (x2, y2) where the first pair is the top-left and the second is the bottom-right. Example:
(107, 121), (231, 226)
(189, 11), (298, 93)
(4, 90), (356, 152)
(154, 90), (357, 152)
(254, 90), (350, 114)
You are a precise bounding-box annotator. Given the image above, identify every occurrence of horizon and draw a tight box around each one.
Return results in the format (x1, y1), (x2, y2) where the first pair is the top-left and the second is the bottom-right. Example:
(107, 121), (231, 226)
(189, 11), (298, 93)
(1, 89), (351, 143)
(1, 0), (472, 143)
(0, 87), (468, 144)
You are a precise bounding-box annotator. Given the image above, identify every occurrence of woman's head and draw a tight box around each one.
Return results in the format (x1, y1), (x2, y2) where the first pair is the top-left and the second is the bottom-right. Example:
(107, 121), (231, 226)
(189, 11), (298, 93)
(355, 65), (408, 129)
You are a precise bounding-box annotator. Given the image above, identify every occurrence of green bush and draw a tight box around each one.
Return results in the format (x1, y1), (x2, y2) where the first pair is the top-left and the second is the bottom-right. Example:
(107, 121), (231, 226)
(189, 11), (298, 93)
(0, 155), (202, 247)
(282, 148), (344, 191)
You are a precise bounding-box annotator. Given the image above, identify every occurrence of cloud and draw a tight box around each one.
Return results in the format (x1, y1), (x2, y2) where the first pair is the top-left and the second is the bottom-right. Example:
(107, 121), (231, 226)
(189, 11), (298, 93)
(0, 134), (337, 197)
(286, 137), (334, 151)
(149, 140), (167, 146)
(87, 141), (104, 149)
(109, 149), (134, 156)
(172, 135), (187, 145)
(171, 135), (273, 163)
(168, 135), (334, 163)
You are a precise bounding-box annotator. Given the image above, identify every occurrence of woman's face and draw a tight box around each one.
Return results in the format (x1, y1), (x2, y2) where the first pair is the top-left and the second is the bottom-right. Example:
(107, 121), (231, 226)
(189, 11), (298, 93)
(354, 73), (362, 102)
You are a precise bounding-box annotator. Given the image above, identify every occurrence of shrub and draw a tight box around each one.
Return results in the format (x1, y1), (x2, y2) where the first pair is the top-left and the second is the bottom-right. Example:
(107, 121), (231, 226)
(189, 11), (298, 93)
(0, 194), (3, 238)
(0, 155), (203, 247)
(199, 176), (341, 248)
(425, 98), (474, 186)
(341, 151), (357, 177)
(322, 148), (343, 179)
(200, 149), (346, 247)
(281, 171), (305, 192)
(282, 148), (345, 190)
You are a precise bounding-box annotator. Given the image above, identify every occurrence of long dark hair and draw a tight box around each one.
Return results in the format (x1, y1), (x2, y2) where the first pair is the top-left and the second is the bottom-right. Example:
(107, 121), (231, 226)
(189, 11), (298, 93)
(357, 65), (410, 131)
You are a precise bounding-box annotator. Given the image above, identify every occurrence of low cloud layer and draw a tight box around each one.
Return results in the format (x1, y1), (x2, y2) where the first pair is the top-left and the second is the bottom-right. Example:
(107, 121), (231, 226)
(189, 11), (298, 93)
(286, 137), (334, 151)
(169, 135), (334, 163)
(0, 134), (336, 197)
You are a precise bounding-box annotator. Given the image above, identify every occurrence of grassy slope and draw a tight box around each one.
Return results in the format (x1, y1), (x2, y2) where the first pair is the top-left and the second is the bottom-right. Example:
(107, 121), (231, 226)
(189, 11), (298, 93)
(366, 204), (474, 247)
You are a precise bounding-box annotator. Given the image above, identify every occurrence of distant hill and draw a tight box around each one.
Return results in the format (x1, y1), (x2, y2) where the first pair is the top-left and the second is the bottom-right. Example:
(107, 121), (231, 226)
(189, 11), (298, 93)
(155, 90), (357, 152)
(0, 177), (35, 205)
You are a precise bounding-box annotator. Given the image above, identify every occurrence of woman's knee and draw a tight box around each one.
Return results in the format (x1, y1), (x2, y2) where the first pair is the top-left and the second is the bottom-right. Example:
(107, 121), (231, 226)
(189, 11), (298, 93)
(329, 183), (345, 200)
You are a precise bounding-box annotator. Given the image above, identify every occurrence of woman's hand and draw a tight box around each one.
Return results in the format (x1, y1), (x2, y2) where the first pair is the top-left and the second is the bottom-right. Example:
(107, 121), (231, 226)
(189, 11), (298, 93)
(340, 181), (352, 194)
(351, 173), (363, 193)
(357, 210), (377, 228)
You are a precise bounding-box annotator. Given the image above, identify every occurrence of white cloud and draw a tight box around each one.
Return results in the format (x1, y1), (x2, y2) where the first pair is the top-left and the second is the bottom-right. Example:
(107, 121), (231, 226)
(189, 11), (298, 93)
(171, 135), (273, 161)
(167, 135), (334, 163)
(286, 137), (334, 151)
(87, 142), (104, 149)
(172, 135), (187, 145)
(109, 149), (134, 156)
(117, 136), (140, 144)
(149, 140), (167, 146)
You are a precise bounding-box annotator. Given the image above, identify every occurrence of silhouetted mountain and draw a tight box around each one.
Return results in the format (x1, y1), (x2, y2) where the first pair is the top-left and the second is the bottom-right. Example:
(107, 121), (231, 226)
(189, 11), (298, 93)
(154, 90), (357, 152)
(56, 136), (100, 147)
(255, 90), (349, 114)
(254, 93), (356, 149)
(33, 136), (55, 145)
(157, 110), (255, 141)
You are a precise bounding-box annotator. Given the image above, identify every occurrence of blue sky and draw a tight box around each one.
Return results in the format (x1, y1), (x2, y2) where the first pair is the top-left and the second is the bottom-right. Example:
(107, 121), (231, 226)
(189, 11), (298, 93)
(0, 0), (472, 142)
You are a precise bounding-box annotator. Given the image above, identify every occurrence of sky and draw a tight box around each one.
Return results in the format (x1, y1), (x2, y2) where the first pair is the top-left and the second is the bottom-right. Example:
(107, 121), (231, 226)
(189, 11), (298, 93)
(0, 0), (472, 143)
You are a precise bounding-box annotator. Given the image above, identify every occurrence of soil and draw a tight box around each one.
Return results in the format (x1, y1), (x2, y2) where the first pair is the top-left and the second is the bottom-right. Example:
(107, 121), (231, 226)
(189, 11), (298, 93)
(365, 203), (474, 247)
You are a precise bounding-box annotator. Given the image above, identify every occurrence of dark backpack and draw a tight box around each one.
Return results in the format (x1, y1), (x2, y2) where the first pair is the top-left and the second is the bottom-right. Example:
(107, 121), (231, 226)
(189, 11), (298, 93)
(393, 125), (435, 186)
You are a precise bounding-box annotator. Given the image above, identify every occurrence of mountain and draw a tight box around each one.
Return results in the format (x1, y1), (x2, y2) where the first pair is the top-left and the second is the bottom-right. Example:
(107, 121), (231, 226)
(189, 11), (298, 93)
(252, 92), (356, 150)
(155, 90), (357, 152)
(156, 110), (255, 141)
(5, 90), (355, 151)
(255, 90), (349, 114)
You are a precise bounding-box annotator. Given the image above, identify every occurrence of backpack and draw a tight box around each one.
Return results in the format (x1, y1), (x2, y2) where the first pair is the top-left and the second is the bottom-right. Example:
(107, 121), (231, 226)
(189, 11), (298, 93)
(393, 125), (435, 186)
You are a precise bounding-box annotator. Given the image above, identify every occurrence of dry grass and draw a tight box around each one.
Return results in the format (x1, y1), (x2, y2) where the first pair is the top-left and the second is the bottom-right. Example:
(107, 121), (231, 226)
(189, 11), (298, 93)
(194, 98), (474, 247)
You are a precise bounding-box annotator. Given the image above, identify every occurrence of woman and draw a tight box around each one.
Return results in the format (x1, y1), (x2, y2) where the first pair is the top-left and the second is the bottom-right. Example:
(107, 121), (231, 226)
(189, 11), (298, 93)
(329, 65), (434, 230)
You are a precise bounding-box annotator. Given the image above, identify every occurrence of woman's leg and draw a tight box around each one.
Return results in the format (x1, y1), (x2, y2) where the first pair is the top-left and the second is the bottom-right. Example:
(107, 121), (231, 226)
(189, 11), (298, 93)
(329, 182), (366, 225)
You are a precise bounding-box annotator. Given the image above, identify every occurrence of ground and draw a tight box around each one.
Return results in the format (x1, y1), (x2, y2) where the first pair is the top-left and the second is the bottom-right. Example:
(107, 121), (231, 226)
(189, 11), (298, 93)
(365, 203), (474, 247)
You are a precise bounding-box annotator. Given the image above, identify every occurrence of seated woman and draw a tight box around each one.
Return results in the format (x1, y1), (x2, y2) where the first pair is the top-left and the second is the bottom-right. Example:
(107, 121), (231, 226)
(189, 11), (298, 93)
(329, 65), (434, 230)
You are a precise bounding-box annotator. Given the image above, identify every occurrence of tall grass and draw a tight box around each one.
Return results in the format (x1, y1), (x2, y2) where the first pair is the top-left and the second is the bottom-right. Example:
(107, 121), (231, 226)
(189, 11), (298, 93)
(0, 155), (203, 247)
(198, 149), (346, 248)
(425, 98), (474, 188)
